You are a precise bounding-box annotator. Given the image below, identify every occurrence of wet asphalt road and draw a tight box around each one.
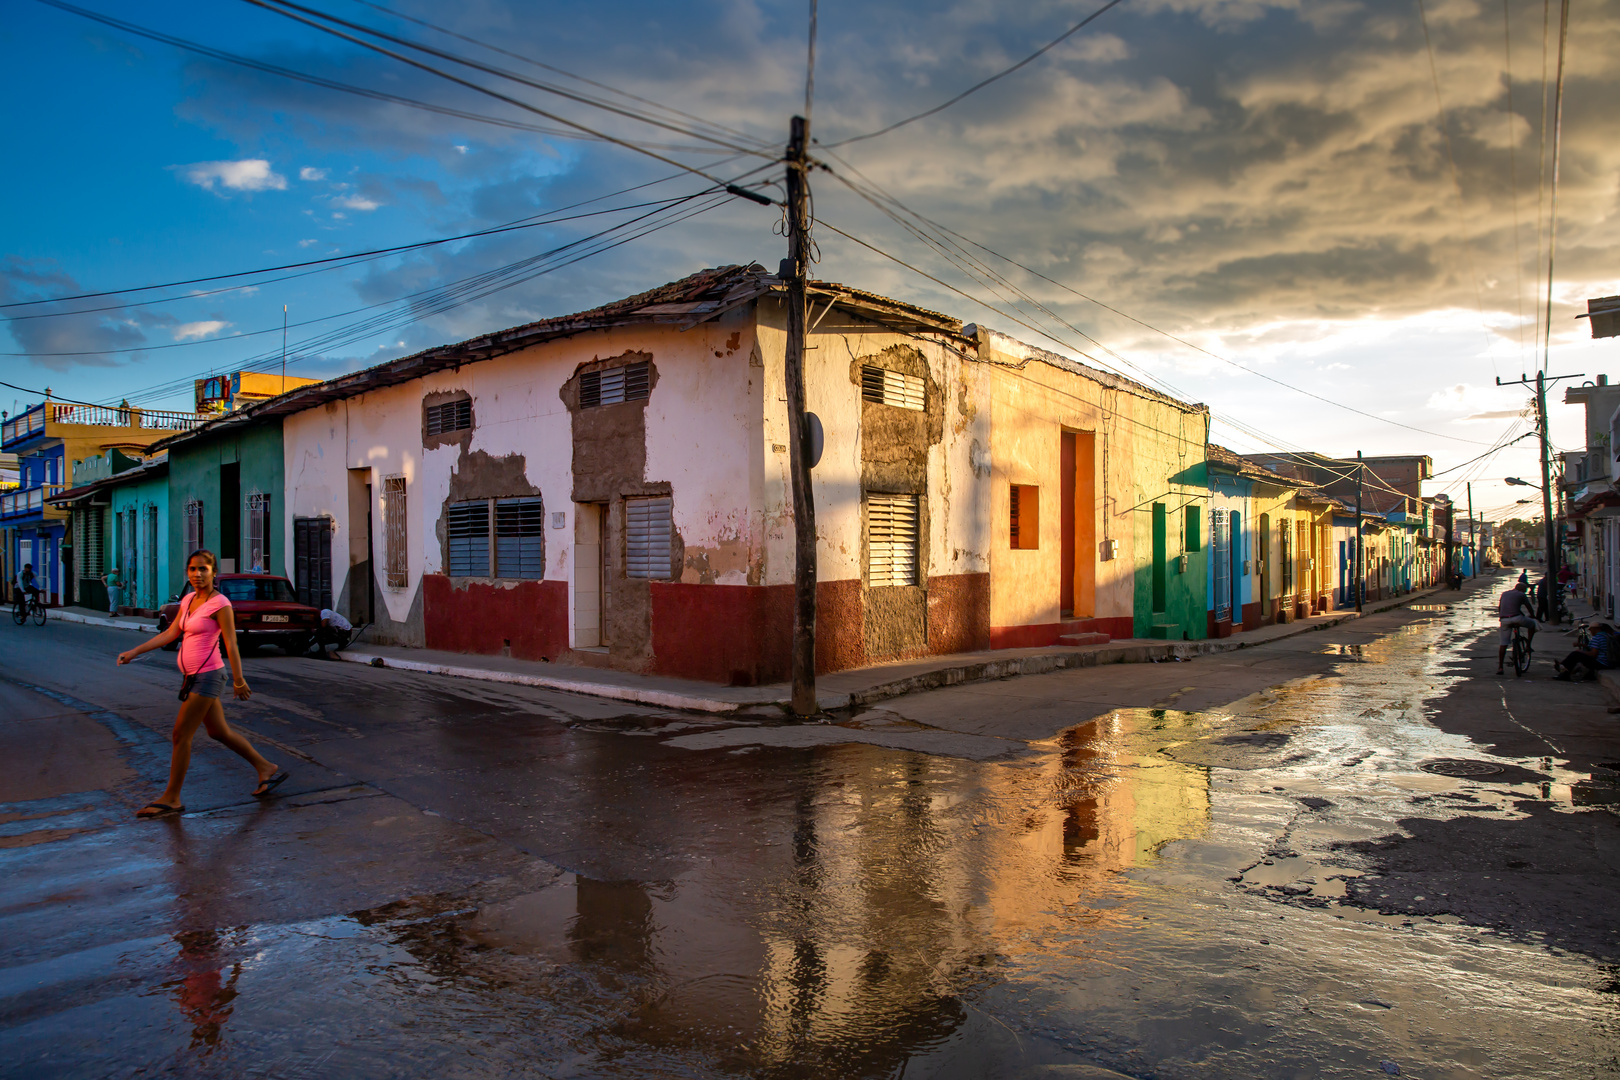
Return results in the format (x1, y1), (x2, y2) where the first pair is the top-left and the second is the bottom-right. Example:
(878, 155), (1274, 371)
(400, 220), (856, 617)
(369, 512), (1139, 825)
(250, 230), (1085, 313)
(2, 574), (1618, 1079)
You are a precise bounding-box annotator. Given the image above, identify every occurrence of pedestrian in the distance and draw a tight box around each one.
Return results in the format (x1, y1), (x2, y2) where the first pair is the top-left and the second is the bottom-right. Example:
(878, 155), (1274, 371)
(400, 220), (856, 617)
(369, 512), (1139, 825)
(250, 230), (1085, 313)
(103, 566), (124, 615)
(117, 549), (287, 818)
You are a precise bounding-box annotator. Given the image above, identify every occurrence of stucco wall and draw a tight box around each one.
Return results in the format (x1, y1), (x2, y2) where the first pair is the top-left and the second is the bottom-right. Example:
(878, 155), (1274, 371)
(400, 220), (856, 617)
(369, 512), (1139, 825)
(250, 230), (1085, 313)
(167, 422), (286, 597)
(282, 312), (762, 664)
(981, 329), (1208, 642)
(754, 300), (991, 667)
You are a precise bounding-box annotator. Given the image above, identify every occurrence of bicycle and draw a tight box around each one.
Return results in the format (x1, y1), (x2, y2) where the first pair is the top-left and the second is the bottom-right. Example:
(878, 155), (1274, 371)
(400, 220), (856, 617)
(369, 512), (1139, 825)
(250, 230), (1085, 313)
(1509, 621), (1533, 677)
(11, 591), (46, 627)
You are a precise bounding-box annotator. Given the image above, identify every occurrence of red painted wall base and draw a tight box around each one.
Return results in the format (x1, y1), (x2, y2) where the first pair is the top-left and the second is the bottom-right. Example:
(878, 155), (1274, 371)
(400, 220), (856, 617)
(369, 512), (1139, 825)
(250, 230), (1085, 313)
(423, 575), (568, 661)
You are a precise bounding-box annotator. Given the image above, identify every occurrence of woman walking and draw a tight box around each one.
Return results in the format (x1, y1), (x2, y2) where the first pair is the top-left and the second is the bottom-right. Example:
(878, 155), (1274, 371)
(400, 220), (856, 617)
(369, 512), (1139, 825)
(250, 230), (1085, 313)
(117, 549), (287, 818)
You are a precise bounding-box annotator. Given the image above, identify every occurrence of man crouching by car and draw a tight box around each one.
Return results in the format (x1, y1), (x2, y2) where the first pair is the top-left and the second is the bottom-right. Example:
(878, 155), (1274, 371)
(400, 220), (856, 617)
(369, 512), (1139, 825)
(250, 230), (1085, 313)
(311, 607), (353, 660)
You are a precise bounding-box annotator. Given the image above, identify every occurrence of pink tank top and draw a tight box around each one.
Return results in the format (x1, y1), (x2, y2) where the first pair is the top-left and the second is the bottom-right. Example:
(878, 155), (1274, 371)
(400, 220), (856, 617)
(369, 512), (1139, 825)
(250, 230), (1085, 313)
(177, 592), (230, 674)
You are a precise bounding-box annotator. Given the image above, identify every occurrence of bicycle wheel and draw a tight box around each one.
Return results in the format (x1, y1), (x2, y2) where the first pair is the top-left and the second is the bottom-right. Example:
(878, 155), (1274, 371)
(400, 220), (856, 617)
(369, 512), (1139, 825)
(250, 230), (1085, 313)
(11, 603), (24, 626)
(32, 602), (46, 626)
(1512, 634), (1530, 676)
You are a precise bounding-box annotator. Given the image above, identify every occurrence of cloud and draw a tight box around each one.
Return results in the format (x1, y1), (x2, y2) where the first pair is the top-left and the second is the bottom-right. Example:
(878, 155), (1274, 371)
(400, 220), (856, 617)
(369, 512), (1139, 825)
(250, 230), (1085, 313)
(299, 166), (328, 181)
(0, 258), (150, 371)
(173, 320), (229, 341)
(332, 194), (381, 211)
(179, 159), (287, 192)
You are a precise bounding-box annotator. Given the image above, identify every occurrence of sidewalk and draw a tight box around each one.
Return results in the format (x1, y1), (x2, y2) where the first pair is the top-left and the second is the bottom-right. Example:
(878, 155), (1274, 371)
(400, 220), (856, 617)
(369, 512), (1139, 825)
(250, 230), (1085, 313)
(42, 606), (160, 633)
(337, 583), (1468, 714)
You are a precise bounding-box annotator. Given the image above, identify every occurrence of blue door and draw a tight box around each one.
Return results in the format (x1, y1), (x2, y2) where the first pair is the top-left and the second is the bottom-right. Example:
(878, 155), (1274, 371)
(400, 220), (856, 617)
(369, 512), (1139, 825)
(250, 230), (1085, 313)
(1212, 509), (1232, 623)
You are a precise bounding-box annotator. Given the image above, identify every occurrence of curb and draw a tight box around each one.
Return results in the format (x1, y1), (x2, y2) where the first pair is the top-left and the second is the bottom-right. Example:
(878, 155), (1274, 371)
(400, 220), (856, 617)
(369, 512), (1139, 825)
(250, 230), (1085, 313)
(46, 609), (158, 633)
(336, 651), (754, 714)
(332, 585), (1459, 714)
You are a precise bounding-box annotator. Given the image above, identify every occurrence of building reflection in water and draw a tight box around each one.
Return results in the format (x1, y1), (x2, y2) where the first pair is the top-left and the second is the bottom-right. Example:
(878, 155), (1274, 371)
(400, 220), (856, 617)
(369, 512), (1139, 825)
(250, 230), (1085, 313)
(447, 709), (1213, 1076)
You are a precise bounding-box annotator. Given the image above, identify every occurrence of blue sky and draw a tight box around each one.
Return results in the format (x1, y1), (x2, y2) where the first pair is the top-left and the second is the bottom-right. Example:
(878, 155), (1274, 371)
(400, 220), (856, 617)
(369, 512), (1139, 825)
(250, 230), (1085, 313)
(3, 0), (1617, 518)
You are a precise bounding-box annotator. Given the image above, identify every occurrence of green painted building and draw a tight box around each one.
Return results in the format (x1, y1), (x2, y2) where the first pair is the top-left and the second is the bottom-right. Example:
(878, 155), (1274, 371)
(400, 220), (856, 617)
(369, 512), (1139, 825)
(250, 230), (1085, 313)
(157, 416), (287, 595)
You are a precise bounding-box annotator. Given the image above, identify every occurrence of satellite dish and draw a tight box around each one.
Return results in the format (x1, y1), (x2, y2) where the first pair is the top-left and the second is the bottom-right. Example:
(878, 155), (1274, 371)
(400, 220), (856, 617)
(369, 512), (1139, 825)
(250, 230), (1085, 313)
(806, 412), (824, 469)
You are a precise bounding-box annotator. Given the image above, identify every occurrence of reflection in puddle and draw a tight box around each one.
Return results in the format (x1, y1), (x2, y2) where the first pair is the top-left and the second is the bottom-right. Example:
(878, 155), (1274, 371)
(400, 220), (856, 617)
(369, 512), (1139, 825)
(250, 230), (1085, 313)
(16, 585), (1615, 1078)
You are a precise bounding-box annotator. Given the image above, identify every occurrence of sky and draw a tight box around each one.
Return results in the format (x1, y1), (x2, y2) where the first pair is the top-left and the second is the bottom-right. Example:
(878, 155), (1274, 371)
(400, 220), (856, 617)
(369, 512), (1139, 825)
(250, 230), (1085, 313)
(2, 0), (1617, 521)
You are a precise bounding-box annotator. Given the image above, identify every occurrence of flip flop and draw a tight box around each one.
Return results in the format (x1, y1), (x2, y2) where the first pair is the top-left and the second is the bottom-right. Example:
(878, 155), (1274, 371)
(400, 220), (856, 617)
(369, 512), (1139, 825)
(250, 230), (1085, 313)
(137, 802), (184, 818)
(253, 770), (290, 798)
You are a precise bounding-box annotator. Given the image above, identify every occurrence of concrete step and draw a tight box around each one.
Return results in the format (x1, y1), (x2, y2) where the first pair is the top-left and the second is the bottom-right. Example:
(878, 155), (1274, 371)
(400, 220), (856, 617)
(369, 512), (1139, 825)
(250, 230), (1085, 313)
(1147, 623), (1183, 640)
(1058, 632), (1111, 646)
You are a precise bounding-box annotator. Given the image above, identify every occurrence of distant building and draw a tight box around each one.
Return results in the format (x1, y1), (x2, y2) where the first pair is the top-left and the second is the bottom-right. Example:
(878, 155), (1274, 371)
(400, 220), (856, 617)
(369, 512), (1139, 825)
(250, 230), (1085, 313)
(195, 370), (319, 416)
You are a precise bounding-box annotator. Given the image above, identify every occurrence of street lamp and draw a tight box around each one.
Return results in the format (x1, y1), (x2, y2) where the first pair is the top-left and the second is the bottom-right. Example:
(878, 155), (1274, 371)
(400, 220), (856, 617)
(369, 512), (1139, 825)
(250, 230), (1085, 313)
(1504, 477), (1542, 488)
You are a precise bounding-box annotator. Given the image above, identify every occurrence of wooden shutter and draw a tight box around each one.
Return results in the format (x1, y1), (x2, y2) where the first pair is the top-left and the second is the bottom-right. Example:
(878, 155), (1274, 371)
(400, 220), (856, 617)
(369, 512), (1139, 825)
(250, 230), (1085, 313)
(425, 397), (471, 436)
(445, 499), (491, 576)
(1010, 485), (1039, 549)
(860, 366), (925, 410)
(867, 493), (920, 587)
(383, 476), (408, 588)
(625, 497), (673, 579)
(579, 362), (651, 409)
(495, 497), (545, 579)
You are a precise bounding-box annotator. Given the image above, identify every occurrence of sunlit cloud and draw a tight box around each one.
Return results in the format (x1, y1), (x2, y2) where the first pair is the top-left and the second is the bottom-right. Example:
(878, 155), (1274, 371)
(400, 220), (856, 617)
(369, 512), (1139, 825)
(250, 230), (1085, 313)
(172, 320), (229, 341)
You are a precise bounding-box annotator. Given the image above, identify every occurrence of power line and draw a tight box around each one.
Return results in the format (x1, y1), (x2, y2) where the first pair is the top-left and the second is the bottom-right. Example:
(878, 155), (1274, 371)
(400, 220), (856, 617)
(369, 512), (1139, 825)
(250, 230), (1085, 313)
(1, 185), (746, 319)
(822, 0), (1129, 148)
(244, 0), (773, 179)
(346, 0), (775, 152)
(28, 0), (742, 154)
(819, 155), (1502, 447)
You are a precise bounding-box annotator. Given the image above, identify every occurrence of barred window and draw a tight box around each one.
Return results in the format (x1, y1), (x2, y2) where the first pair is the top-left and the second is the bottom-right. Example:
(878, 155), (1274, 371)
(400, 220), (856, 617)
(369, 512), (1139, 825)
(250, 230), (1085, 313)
(247, 492), (270, 572)
(383, 476), (408, 589)
(445, 499), (491, 576)
(184, 499), (204, 555)
(625, 496), (673, 579)
(425, 397), (472, 437)
(579, 362), (650, 408)
(867, 493), (920, 587)
(860, 366), (925, 411)
(1009, 485), (1039, 550)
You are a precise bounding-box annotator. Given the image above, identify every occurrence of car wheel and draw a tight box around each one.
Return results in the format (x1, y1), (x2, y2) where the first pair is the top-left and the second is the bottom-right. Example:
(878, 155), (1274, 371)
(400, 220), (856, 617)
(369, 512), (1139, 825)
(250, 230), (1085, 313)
(286, 634), (314, 657)
(158, 615), (179, 651)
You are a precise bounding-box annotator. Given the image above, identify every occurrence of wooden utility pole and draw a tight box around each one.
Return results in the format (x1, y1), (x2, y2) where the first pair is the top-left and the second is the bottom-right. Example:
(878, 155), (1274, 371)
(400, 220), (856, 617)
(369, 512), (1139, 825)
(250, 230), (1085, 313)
(783, 115), (818, 715)
(1355, 451), (1364, 614)
(1499, 371), (1582, 616)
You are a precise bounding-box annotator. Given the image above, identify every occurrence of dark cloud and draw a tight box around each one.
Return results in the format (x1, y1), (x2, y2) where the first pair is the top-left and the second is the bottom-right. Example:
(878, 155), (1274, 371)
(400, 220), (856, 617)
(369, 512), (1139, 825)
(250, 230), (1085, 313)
(0, 259), (157, 372)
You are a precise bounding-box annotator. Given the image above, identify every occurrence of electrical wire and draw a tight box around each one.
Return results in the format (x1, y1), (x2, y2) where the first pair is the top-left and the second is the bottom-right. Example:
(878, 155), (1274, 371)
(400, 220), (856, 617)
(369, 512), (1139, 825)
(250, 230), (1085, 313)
(243, 0), (774, 180)
(820, 155), (1503, 447)
(345, 0), (776, 152)
(822, 0), (1130, 148)
(27, 0), (743, 155)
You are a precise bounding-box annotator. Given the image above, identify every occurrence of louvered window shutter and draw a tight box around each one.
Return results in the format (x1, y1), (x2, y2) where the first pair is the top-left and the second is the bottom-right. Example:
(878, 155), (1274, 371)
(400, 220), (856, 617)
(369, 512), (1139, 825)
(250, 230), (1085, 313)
(579, 362), (650, 409)
(866, 493), (920, 587)
(625, 497), (673, 579)
(446, 499), (491, 576)
(495, 497), (545, 579)
(860, 366), (925, 410)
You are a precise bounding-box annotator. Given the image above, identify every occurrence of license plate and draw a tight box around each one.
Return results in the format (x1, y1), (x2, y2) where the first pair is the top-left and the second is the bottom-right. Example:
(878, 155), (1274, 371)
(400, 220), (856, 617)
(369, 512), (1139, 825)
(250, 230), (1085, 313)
(262, 615), (289, 623)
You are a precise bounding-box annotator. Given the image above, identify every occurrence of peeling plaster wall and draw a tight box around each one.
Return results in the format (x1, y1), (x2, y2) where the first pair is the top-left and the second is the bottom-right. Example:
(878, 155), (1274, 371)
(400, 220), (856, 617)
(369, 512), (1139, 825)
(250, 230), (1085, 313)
(755, 301), (990, 668)
(282, 314), (761, 667)
(982, 329), (1210, 642)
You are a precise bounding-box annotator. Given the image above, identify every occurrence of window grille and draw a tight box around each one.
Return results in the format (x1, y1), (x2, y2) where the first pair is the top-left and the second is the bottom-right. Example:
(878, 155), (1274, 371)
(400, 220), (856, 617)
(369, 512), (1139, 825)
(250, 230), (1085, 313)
(383, 476), (408, 589)
(579, 362), (650, 408)
(425, 397), (472, 437)
(495, 497), (545, 579)
(184, 500), (204, 555)
(860, 366), (925, 410)
(445, 499), (491, 577)
(293, 517), (334, 610)
(247, 492), (270, 572)
(1009, 485), (1039, 549)
(867, 493), (920, 587)
(625, 496), (673, 579)
(1211, 508), (1232, 623)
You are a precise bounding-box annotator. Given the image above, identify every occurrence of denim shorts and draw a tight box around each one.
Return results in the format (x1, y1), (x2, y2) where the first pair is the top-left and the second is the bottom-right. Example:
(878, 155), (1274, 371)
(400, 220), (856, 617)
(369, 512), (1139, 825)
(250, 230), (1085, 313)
(183, 667), (230, 700)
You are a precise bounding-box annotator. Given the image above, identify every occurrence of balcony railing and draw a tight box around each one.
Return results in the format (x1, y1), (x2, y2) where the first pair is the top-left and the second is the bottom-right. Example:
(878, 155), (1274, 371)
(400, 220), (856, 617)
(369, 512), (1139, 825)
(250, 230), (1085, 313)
(2, 402), (202, 448)
(0, 484), (63, 519)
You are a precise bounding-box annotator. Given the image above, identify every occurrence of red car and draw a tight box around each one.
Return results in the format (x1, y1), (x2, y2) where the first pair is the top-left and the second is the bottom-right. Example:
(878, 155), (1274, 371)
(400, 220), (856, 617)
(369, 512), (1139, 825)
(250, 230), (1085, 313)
(157, 573), (323, 654)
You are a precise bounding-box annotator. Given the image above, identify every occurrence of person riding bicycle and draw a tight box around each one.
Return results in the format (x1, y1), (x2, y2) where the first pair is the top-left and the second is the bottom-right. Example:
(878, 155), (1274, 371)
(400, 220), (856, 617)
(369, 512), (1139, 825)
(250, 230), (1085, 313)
(14, 564), (40, 610)
(1497, 578), (1538, 675)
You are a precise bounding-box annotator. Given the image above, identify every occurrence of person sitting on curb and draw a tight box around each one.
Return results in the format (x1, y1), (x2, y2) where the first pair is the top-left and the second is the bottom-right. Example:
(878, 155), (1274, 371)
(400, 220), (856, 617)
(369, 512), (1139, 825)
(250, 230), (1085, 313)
(1555, 623), (1615, 682)
(1496, 578), (1538, 675)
